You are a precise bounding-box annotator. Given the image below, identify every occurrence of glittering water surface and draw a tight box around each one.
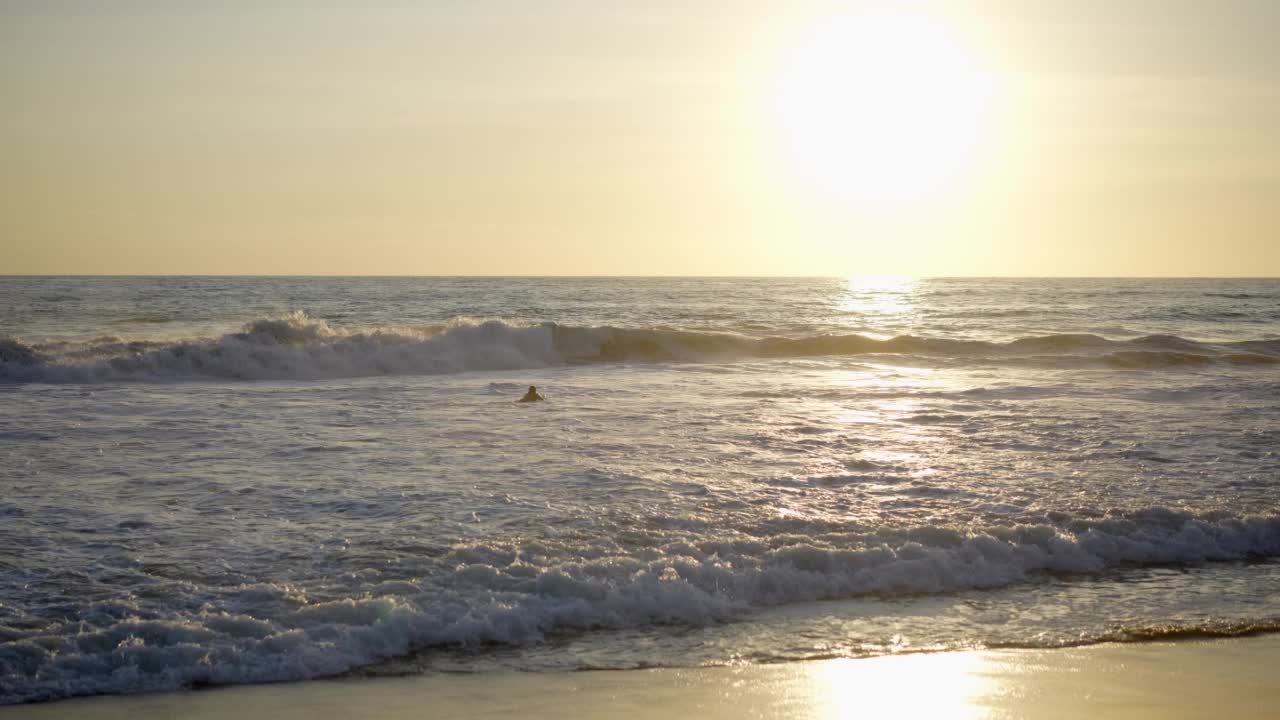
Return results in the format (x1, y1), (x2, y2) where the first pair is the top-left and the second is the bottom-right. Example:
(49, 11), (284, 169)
(1, 277), (1278, 703)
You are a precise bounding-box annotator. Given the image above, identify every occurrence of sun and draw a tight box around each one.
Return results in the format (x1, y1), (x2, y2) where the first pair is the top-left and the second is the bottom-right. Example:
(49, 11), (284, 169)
(772, 9), (998, 207)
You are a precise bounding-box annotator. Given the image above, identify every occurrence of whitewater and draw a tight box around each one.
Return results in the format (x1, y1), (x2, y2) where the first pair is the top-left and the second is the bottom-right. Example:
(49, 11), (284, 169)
(2, 276), (1279, 704)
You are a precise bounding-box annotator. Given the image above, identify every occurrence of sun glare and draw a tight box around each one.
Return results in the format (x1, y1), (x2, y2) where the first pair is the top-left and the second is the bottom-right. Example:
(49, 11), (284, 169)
(772, 9), (998, 207)
(813, 652), (990, 719)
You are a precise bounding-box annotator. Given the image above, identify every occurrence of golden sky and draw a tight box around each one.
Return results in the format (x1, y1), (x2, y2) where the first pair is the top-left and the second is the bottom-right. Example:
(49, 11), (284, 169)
(3, 1), (1279, 276)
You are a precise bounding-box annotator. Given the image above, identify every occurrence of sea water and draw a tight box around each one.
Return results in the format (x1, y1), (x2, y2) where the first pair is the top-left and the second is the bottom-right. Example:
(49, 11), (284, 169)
(1, 276), (1278, 703)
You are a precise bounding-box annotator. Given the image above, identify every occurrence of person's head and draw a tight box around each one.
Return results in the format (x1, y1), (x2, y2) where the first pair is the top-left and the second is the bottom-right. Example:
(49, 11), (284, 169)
(528, 386), (537, 393)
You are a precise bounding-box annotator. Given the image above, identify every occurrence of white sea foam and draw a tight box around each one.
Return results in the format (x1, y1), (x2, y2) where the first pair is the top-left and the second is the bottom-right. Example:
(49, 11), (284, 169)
(3, 313), (1277, 383)
(3, 510), (1278, 703)
(4, 278), (1279, 705)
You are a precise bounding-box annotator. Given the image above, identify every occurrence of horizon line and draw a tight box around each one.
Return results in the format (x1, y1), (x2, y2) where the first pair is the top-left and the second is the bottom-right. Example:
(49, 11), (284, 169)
(3, 274), (1279, 280)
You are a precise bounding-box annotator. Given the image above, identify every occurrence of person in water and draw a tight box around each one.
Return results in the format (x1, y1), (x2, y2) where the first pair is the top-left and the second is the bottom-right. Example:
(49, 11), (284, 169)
(518, 385), (544, 403)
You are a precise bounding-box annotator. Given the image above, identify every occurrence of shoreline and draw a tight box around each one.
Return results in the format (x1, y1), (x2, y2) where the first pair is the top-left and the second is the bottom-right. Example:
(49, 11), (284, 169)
(7, 635), (1279, 719)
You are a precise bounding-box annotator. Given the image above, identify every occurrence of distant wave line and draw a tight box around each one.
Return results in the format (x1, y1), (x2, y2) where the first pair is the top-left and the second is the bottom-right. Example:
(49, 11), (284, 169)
(2, 313), (1278, 383)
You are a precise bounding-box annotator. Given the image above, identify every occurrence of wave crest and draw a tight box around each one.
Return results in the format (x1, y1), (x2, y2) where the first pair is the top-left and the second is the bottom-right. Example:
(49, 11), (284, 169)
(2, 508), (1278, 703)
(3, 314), (1278, 383)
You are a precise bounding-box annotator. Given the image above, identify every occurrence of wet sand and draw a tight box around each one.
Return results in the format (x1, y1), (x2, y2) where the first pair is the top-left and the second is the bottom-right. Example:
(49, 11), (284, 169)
(6, 635), (1278, 719)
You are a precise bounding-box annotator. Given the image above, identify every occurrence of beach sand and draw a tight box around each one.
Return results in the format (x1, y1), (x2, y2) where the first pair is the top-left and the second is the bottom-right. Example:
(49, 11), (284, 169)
(6, 635), (1277, 719)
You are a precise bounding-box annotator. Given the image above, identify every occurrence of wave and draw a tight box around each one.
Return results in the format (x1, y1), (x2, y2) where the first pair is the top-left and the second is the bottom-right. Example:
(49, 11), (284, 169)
(2, 314), (1279, 383)
(108, 315), (176, 325)
(992, 618), (1280, 650)
(1204, 292), (1277, 300)
(731, 618), (1280, 667)
(3, 508), (1279, 703)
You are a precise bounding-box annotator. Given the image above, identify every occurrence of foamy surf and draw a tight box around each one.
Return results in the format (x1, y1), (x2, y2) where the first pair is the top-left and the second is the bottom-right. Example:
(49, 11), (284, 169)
(2, 313), (1277, 383)
(4, 277), (1278, 706)
(3, 509), (1279, 703)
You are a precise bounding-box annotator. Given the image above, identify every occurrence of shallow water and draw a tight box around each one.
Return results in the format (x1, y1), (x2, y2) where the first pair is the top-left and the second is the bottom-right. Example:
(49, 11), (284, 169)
(2, 277), (1278, 703)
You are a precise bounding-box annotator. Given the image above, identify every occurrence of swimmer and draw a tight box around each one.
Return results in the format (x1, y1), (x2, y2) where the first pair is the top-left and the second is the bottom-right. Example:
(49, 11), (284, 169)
(518, 385), (544, 403)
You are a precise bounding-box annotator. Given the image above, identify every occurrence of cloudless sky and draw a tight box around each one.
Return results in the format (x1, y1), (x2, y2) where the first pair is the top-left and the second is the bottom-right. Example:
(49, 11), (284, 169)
(3, 0), (1279, 276)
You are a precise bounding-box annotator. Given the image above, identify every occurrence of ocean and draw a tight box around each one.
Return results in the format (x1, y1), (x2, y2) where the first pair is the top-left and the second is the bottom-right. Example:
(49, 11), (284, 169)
(1, 276), (1278, 704)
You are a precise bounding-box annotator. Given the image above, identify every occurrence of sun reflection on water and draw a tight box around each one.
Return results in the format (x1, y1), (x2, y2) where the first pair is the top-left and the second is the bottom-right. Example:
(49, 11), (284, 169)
(839, 276), (921, 337)
(811, 651), (992, 719)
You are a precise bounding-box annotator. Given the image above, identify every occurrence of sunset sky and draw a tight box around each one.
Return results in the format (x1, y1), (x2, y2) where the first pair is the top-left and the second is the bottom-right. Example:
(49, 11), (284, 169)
(3, 0), (1279, 276)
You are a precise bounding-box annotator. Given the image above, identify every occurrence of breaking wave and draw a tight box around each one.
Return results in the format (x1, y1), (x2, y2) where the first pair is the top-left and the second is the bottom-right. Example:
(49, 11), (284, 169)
(3, 508), (1279, 703)
(2, 313), (1278, 383)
